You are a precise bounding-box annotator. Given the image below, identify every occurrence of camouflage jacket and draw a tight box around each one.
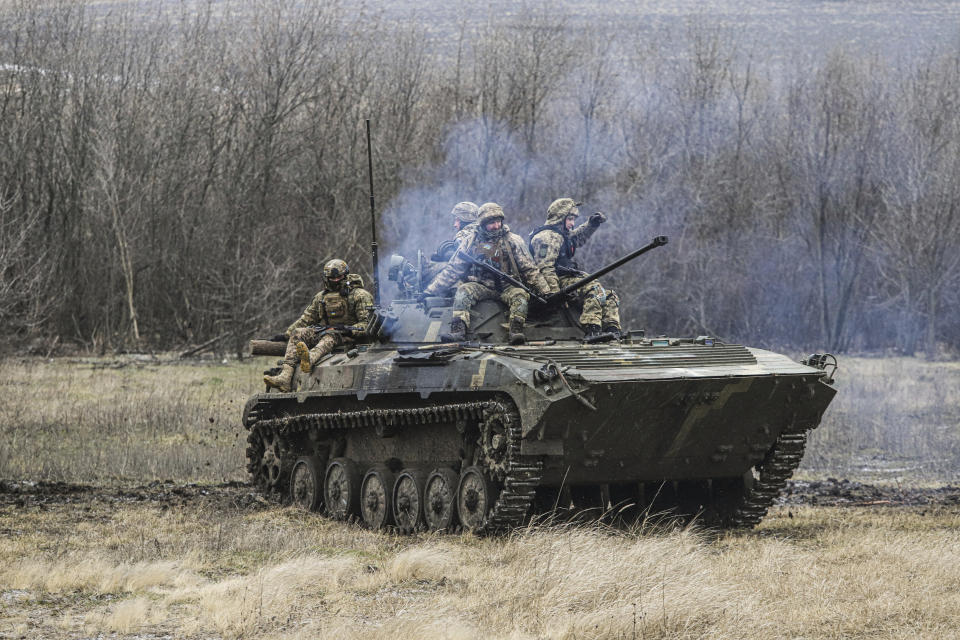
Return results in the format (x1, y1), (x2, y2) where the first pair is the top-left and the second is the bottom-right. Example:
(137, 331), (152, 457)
(529, 222), (599, 293)
(424, 224), (548, 295)
(286, 276), (374, 337)
(423, 223), (479, 285)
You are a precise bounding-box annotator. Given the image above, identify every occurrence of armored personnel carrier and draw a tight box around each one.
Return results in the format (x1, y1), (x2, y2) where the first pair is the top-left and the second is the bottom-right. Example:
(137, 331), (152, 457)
(242, 237), (838, 533)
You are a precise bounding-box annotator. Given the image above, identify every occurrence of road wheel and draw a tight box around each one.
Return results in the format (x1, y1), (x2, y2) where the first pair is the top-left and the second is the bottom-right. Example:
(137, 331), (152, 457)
(424, 468), (460, 532)
(457, 465), (494, 533)
(289, 456), (324, 512)
(360, 464), (396, 530)
(324, 457), (361, 520)
(392, 468), (427, 534)
(246, 425), (288, 494)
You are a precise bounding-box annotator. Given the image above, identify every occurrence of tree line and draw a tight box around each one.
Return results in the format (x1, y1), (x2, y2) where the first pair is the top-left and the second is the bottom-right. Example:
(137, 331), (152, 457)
(1, 0), (958, 357)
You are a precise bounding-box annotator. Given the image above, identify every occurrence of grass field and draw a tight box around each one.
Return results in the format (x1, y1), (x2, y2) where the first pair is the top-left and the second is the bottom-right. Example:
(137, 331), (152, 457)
(0, 354), (958, 638)
(0, 356), (258, 484)
(1, 354), (957, 485)
(1, 493), (958, 639)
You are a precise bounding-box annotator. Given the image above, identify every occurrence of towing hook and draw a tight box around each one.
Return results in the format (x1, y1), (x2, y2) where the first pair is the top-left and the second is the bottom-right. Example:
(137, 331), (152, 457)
(803, 353), (838, 384)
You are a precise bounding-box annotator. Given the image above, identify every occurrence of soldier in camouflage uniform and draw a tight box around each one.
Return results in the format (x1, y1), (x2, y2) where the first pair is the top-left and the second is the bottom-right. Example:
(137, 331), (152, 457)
(263, 259), (374, 392)
(422, 201), (479, 285)
(529, 197), (621, 338)
(423, 202), (549, 345)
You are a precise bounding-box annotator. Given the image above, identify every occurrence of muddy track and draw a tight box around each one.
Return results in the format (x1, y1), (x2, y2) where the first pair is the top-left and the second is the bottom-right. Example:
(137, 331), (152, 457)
(1, 478), (958, 513)
(0, 480), (270, 512)
(780, 478), (960, 508)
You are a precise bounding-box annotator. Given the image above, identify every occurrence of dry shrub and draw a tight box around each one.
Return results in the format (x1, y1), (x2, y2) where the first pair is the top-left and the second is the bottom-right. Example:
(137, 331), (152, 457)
(2, 504), (960, 639)
(387, 546), (454, 582)
(457, 526), (752, 639)
(1, 556), (192, 594)
(179, 555), (360, 638)
(287, 618), (483, 640)
(95, 596), (167, 634)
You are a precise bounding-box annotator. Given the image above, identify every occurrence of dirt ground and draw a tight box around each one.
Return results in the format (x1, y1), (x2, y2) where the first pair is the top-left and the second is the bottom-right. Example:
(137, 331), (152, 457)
(2, 478), (959, 514)
(1, 479), (958, 640)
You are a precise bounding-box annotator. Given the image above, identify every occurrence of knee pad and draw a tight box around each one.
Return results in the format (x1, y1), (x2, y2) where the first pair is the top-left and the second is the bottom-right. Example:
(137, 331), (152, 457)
(586, 282), (606, 306)
(453, 289), (472, 310)
(510, 298), (528, 319)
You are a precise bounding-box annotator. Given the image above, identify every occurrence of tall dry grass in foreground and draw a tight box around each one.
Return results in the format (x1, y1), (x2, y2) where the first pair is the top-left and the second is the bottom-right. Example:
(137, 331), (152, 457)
(1, 354), (957, 485)
(0, 499), (958, 639)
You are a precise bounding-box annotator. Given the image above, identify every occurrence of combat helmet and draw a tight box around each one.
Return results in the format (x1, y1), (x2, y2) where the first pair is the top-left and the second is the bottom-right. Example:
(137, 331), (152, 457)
(450, 201), (479, 224)
(477, 202), (505, 227)
(323, 259), (350, 289)
(546, 198), (581, 225)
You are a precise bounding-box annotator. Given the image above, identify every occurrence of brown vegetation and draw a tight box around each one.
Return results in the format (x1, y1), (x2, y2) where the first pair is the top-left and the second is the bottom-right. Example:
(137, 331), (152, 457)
(0, 356), (255, 483)
(1, 490), (958, 639)
(0, 353), (957, 637)
(1, 2), (959, 356)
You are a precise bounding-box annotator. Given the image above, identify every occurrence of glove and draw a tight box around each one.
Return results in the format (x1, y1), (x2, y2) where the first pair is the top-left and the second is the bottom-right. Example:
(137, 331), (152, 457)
(415, 291), (430, 303)
(270, 333), (288, 342)
(588, 212), (607, 227)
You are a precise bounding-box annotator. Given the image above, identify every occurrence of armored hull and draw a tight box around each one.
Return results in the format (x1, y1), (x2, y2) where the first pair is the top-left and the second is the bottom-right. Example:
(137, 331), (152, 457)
(243, 298), (837, 532)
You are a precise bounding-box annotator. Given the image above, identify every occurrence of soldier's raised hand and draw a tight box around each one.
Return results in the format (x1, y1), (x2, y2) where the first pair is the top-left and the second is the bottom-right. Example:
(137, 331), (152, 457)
(588, 212), (607, 227)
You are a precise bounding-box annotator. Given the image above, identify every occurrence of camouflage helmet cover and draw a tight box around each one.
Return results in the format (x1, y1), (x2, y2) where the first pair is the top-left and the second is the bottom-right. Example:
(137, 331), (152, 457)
(323, 258), (349, 289)
(450, 201), (479, 223)
(477, 202), (505, 226)
(546, 197), (581, 225)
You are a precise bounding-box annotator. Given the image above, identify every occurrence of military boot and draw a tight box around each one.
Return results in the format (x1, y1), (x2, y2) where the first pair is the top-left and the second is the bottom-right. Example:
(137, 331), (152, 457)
(264, 362), (295, 392)
(295, 341), (312, 373)
(508, 317), (526, 345)
(602, 325), (622, 340)
(582, 324), (602, 339)
(440, 317), (467, 342)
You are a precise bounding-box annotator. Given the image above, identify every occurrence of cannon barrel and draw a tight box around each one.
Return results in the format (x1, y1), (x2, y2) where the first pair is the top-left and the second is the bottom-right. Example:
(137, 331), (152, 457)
(557, 235), (668, 298)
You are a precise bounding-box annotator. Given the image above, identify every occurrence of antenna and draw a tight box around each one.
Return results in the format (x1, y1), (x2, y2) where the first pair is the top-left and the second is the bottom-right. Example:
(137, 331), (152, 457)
(365, 119), (380, 305)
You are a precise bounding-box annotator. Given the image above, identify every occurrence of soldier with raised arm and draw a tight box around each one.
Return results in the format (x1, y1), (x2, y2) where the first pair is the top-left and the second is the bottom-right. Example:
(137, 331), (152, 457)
(423, 202), (549, 345)
(263, 259), (374, 392)
(529, 197), (621, 338)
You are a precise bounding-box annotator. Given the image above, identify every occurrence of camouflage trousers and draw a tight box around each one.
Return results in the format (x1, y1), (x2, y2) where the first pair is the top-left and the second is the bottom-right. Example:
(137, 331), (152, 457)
(283, 327), (345, 365)
(452, 282), (528, 328)
(559, 275), (620, 328)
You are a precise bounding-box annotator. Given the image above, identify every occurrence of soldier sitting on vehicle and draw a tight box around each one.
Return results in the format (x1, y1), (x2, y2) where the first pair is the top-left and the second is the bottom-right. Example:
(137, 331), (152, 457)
(387, 201), (479, 298)
(263, 259), (374, 392)
(422, 201), (479, 284)
(422, 202), (549, 345)
(529, 197), (621, 339)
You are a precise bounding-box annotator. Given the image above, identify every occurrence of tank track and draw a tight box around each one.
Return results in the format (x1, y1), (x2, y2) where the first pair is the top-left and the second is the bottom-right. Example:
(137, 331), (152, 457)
(479, 400), (543, 534)
(730, 427), (809, 527)
(245, 397), (543, 534)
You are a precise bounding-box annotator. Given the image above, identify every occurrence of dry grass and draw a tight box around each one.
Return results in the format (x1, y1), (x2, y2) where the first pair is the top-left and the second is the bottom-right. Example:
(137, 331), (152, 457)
(0, 354), (958, 637)
(0, 497), (958, 639)
(0, 355), (262, 482)
(802, 357), (960, 482)
(0, 354), (956, 485)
